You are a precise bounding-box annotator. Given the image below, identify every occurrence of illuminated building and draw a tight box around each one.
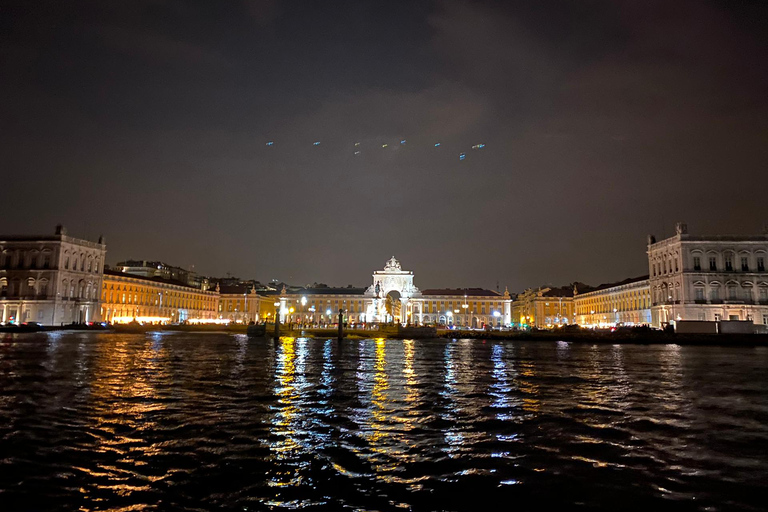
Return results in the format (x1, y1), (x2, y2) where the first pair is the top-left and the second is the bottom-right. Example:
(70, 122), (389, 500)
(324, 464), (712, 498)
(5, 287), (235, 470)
(273, 257), (512, 327)
(416, 288), (511, 328)
(511, 286), (574, 329)
(0, 225), (106, 325)
(113, 259), (209, 289)
(101, 269), (218, 324)
(648, 223), (768, 328)
(574, 276), (651, 328)
(217, 284), (260, 323)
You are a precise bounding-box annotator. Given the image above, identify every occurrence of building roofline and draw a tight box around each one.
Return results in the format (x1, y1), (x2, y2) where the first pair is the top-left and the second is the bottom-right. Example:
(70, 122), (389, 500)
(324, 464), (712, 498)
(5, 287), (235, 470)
(104, 269), (215, 293)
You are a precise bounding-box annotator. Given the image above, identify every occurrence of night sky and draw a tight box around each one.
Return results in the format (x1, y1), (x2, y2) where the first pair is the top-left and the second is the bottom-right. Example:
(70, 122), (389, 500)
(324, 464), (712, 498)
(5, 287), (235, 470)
(2, 1), (767, 290)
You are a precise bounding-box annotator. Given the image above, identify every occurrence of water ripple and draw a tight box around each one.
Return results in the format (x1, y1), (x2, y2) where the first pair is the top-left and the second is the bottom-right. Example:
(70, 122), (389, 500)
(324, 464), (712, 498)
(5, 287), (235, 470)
(0, 333), (766, 511)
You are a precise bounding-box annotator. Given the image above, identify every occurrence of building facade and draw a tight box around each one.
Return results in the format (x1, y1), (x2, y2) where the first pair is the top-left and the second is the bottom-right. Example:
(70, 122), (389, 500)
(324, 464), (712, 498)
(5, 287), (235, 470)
(101, 270), (219, 323)
(272, 257), (512, 327)
(218, 284), (260, 323)
(1, 225), (106, 325)
(511, 286), (574, 329)
(574, 276), (651, 328)
(648, 223), (768, 328)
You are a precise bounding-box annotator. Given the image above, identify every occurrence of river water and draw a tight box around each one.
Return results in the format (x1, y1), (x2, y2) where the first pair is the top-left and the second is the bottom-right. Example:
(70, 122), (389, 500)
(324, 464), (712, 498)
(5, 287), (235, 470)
(0, 332), (766, 511)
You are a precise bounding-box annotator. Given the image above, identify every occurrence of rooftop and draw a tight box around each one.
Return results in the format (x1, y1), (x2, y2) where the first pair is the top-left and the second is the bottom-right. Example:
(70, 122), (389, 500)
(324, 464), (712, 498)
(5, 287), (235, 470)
(104, 269), (212, 291)
(577, 275), (649, 295)
(421, 288), (501, 297)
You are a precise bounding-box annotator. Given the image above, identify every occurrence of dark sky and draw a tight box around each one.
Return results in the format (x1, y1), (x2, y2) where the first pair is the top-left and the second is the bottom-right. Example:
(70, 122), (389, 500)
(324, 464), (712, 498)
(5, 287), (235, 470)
(2, 0), (767, 291)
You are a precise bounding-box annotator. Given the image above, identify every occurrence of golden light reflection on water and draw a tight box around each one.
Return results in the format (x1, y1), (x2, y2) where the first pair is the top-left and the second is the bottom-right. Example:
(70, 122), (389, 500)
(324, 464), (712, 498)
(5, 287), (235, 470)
(516, 358), (540, 414)
(348, 339), (430, 484)
(79, 334), (172, 504)
(403, 339), (418, 410)
(368, 338), (388, 445)
(269, 336), (303, 487)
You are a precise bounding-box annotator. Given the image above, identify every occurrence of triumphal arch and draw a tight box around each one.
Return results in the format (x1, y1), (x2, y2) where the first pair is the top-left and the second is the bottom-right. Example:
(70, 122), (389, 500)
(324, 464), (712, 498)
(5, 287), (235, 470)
(364, 256), (421, 323)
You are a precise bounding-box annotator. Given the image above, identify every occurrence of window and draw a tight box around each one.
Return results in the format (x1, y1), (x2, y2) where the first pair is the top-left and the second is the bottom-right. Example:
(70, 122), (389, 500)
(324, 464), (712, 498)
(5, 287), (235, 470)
(763, 314), (768, 325)
(695, 288), (704, 300)
(758, 257), (765, 272)
(714, 313), (721, 322)
(725, 255), (733, 271)
(728, 287), (737, 300)
(710, 287), (720, 300)
(693, 256), (701, 271)
(65, 257), (69, 270)
(42, 254), (50, 269)
(709, 257), (717, 271)
(663, 261), (667, 274)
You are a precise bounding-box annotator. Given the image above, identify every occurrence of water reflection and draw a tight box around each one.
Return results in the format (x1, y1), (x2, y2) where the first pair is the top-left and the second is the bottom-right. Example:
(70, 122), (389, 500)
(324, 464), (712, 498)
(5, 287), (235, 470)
(269, 337), (303, 487)
(0, 334), (766, 512)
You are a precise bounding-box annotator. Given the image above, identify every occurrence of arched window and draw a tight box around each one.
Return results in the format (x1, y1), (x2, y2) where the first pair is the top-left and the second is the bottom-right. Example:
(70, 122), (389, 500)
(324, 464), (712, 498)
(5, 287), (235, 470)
(710, 283), (720, 301)
(724, 252), (735, 272)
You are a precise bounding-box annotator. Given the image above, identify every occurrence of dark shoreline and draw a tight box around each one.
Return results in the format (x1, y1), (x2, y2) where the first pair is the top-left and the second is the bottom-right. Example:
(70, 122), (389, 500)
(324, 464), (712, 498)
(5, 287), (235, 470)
(4, 324), (768, 346)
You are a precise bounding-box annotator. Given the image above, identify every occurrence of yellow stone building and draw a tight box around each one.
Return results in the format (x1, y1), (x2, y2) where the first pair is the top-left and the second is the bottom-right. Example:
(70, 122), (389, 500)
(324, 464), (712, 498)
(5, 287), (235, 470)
(511, 286), (574, 329)
(217, 284), (260, 323)
(101, 270), (219, 323)
(573, 276), (651, 328)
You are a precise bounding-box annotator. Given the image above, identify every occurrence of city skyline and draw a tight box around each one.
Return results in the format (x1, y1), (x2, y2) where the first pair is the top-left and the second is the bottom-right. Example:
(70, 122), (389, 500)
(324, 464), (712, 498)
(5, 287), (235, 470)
(2, 1), (768, 290)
